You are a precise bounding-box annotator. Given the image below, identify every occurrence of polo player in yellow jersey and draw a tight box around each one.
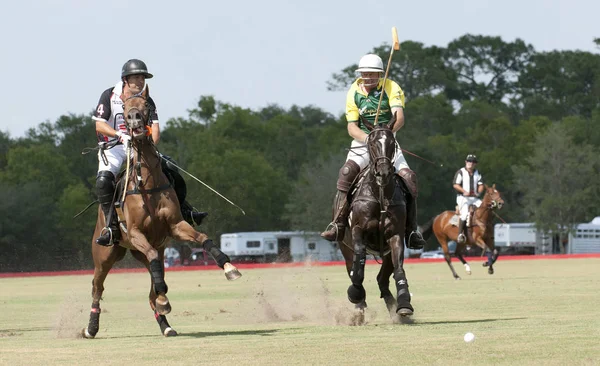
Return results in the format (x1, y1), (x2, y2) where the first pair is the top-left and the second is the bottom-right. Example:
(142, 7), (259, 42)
(321, 54), (427, 250)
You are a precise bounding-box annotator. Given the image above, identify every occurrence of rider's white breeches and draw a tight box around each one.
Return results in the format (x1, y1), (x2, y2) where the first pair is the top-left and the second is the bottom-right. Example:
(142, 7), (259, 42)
(456, 196), (482, 221)
(346, 139), (410, 171)
(97, 145), (130, 176)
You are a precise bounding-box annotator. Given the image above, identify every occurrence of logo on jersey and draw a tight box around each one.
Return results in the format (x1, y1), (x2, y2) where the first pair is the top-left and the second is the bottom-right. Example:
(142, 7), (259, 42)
(115, 113), (125, 125)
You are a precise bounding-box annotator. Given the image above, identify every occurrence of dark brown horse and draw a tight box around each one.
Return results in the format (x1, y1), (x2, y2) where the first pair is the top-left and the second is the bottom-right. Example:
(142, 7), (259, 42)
(420, 184), (504, 279)
(339, 115), (414, 325)
(82, 87), (241, 339)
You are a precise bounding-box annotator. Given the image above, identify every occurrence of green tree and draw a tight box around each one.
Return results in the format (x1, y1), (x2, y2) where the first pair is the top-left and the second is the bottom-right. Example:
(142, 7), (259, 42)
(0, 183), (63, 271)
(283, 152), (344, 231)
(518, 51), (600, 119)
(185, 148), (290, 241)
(512, 123), (600, 252)
(0, 131), (11, 169)
(55, 114), (98, 191)
(56, 182), (98, 265)
(444, 34), (534, 104)
(187, 95), (227, 126)
(0, 144), (75, 197)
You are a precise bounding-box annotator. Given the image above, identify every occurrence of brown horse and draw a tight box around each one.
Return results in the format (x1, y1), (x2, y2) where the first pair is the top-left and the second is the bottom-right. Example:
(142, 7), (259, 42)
(420, 184), (504, 279)
(82, 87), (241, 339)
(339, 115), (414, 325)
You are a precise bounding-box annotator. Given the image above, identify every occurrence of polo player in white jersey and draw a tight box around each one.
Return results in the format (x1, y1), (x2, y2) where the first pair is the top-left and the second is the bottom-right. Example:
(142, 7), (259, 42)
(452, 154), (484, 244)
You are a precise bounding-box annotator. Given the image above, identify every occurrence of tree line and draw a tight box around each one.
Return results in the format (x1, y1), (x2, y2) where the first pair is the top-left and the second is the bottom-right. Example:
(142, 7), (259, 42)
(1, 34), (599, 271)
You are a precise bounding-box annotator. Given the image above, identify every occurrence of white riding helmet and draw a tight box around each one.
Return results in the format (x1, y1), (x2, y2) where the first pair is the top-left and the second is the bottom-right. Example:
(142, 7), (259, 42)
(356, 54), (384, 73)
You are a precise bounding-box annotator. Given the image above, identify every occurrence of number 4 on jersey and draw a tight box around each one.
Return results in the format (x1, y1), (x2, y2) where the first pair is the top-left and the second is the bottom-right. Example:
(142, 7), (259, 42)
(96, 104), (105, 116)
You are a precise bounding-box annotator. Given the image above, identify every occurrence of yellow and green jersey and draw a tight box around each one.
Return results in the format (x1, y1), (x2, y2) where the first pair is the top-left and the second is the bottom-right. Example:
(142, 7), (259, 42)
(345, 78), (405, 133)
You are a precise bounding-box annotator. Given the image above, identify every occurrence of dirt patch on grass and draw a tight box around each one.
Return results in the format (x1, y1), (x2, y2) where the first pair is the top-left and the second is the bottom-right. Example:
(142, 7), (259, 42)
(237, 262), (378, 326)
(52, 292), (88, 339)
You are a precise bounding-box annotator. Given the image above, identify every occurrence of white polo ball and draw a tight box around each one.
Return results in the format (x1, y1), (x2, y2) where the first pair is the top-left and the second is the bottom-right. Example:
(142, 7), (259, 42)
(464, 332), (475, 343)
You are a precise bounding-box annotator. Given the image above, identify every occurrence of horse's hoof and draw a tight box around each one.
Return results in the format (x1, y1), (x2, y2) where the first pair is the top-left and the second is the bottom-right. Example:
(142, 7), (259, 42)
(81, 327), (95, 339)
(397, 308), (413, 317)
(225, 268), (242, 281)
(224, 263), (242, 281)
(464, 264), (472, 274)
(156, 295), (171, 315)
(482, 262), (489, 267)
(488, 267), (494, 275)
(454, 276), (461, 280)
(347, 284), (366, 304)
(163, 327), (178, 337)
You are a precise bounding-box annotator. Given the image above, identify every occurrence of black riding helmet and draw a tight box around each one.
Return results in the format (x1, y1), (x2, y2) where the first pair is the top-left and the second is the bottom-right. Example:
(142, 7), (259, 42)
(465, 154), (478, 163)
(121, 59), (153, 79)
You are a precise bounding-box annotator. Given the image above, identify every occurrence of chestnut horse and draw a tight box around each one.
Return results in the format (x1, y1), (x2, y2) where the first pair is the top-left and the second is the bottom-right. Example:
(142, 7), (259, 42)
(339, 115), (414, 325)
(82, 87), (241, 339)
(420, 184), (504, 279)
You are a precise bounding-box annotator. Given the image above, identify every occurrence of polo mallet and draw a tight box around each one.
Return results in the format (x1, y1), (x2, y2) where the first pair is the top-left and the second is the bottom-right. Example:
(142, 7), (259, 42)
(373, 26), (401, 125)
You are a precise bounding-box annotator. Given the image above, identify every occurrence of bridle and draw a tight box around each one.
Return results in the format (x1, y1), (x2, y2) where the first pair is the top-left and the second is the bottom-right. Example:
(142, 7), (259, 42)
(367, 127), (397, 187)
(487, 191), (504, 210)
(122, 94), (165, 196)
(365, 126), (399, 258)
(124, 94), (152, 134)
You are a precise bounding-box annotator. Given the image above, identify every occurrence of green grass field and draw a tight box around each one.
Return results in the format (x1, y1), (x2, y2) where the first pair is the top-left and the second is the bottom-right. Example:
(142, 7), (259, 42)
(1, 258), (599, 365)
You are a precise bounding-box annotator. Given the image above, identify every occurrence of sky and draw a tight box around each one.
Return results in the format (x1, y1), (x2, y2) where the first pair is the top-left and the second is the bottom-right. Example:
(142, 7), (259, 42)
(1, 0), (598, 138)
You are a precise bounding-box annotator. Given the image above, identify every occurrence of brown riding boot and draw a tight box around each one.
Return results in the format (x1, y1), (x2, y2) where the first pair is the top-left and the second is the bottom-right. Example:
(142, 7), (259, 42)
(321, 191), (350, 242)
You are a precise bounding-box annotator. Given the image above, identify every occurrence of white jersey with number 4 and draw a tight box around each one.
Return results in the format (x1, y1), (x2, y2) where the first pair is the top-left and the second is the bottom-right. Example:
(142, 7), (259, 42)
(92, 81), (158, 144)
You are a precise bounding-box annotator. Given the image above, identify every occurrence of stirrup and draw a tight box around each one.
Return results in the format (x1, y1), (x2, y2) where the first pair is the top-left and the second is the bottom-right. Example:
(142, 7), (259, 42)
(96, 227), (115, 246)
(321, 222), (343, 241)
(407, 231), (426, 249)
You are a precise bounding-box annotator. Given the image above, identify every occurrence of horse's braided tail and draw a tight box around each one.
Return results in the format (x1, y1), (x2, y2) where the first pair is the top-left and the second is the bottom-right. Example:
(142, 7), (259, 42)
(419, 216), (436, 241)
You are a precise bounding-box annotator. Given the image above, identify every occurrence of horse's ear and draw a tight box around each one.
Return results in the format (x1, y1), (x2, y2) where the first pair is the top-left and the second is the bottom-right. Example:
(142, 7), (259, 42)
(387, 111), (397, 130)
(142, 84), (149, 99)
(492, 183), (496, 190)
(360, 115), (374, 132)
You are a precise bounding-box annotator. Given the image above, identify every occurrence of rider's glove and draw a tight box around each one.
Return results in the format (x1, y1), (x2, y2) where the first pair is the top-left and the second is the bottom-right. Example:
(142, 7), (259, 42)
(115, 130), (131, 145)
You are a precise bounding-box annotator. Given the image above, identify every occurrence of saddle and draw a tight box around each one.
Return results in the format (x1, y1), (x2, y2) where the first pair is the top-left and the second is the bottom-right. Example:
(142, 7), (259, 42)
(111, 165), (177, 234)
(449, 214), (460, 227)
(451, 205), (476, 227)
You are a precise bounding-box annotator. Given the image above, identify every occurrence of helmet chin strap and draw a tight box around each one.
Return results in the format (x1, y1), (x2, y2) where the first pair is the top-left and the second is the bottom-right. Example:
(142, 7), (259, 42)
(123, 78), (147, 96)
(134, 82), (147, 97)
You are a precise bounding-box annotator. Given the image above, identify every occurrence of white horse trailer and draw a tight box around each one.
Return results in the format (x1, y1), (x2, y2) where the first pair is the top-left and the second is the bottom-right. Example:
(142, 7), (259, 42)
(568, 223), (600, 254)
(494, 223), (542, 254)
(495, 221), (600, 255)
(219, 231), (341, 263)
